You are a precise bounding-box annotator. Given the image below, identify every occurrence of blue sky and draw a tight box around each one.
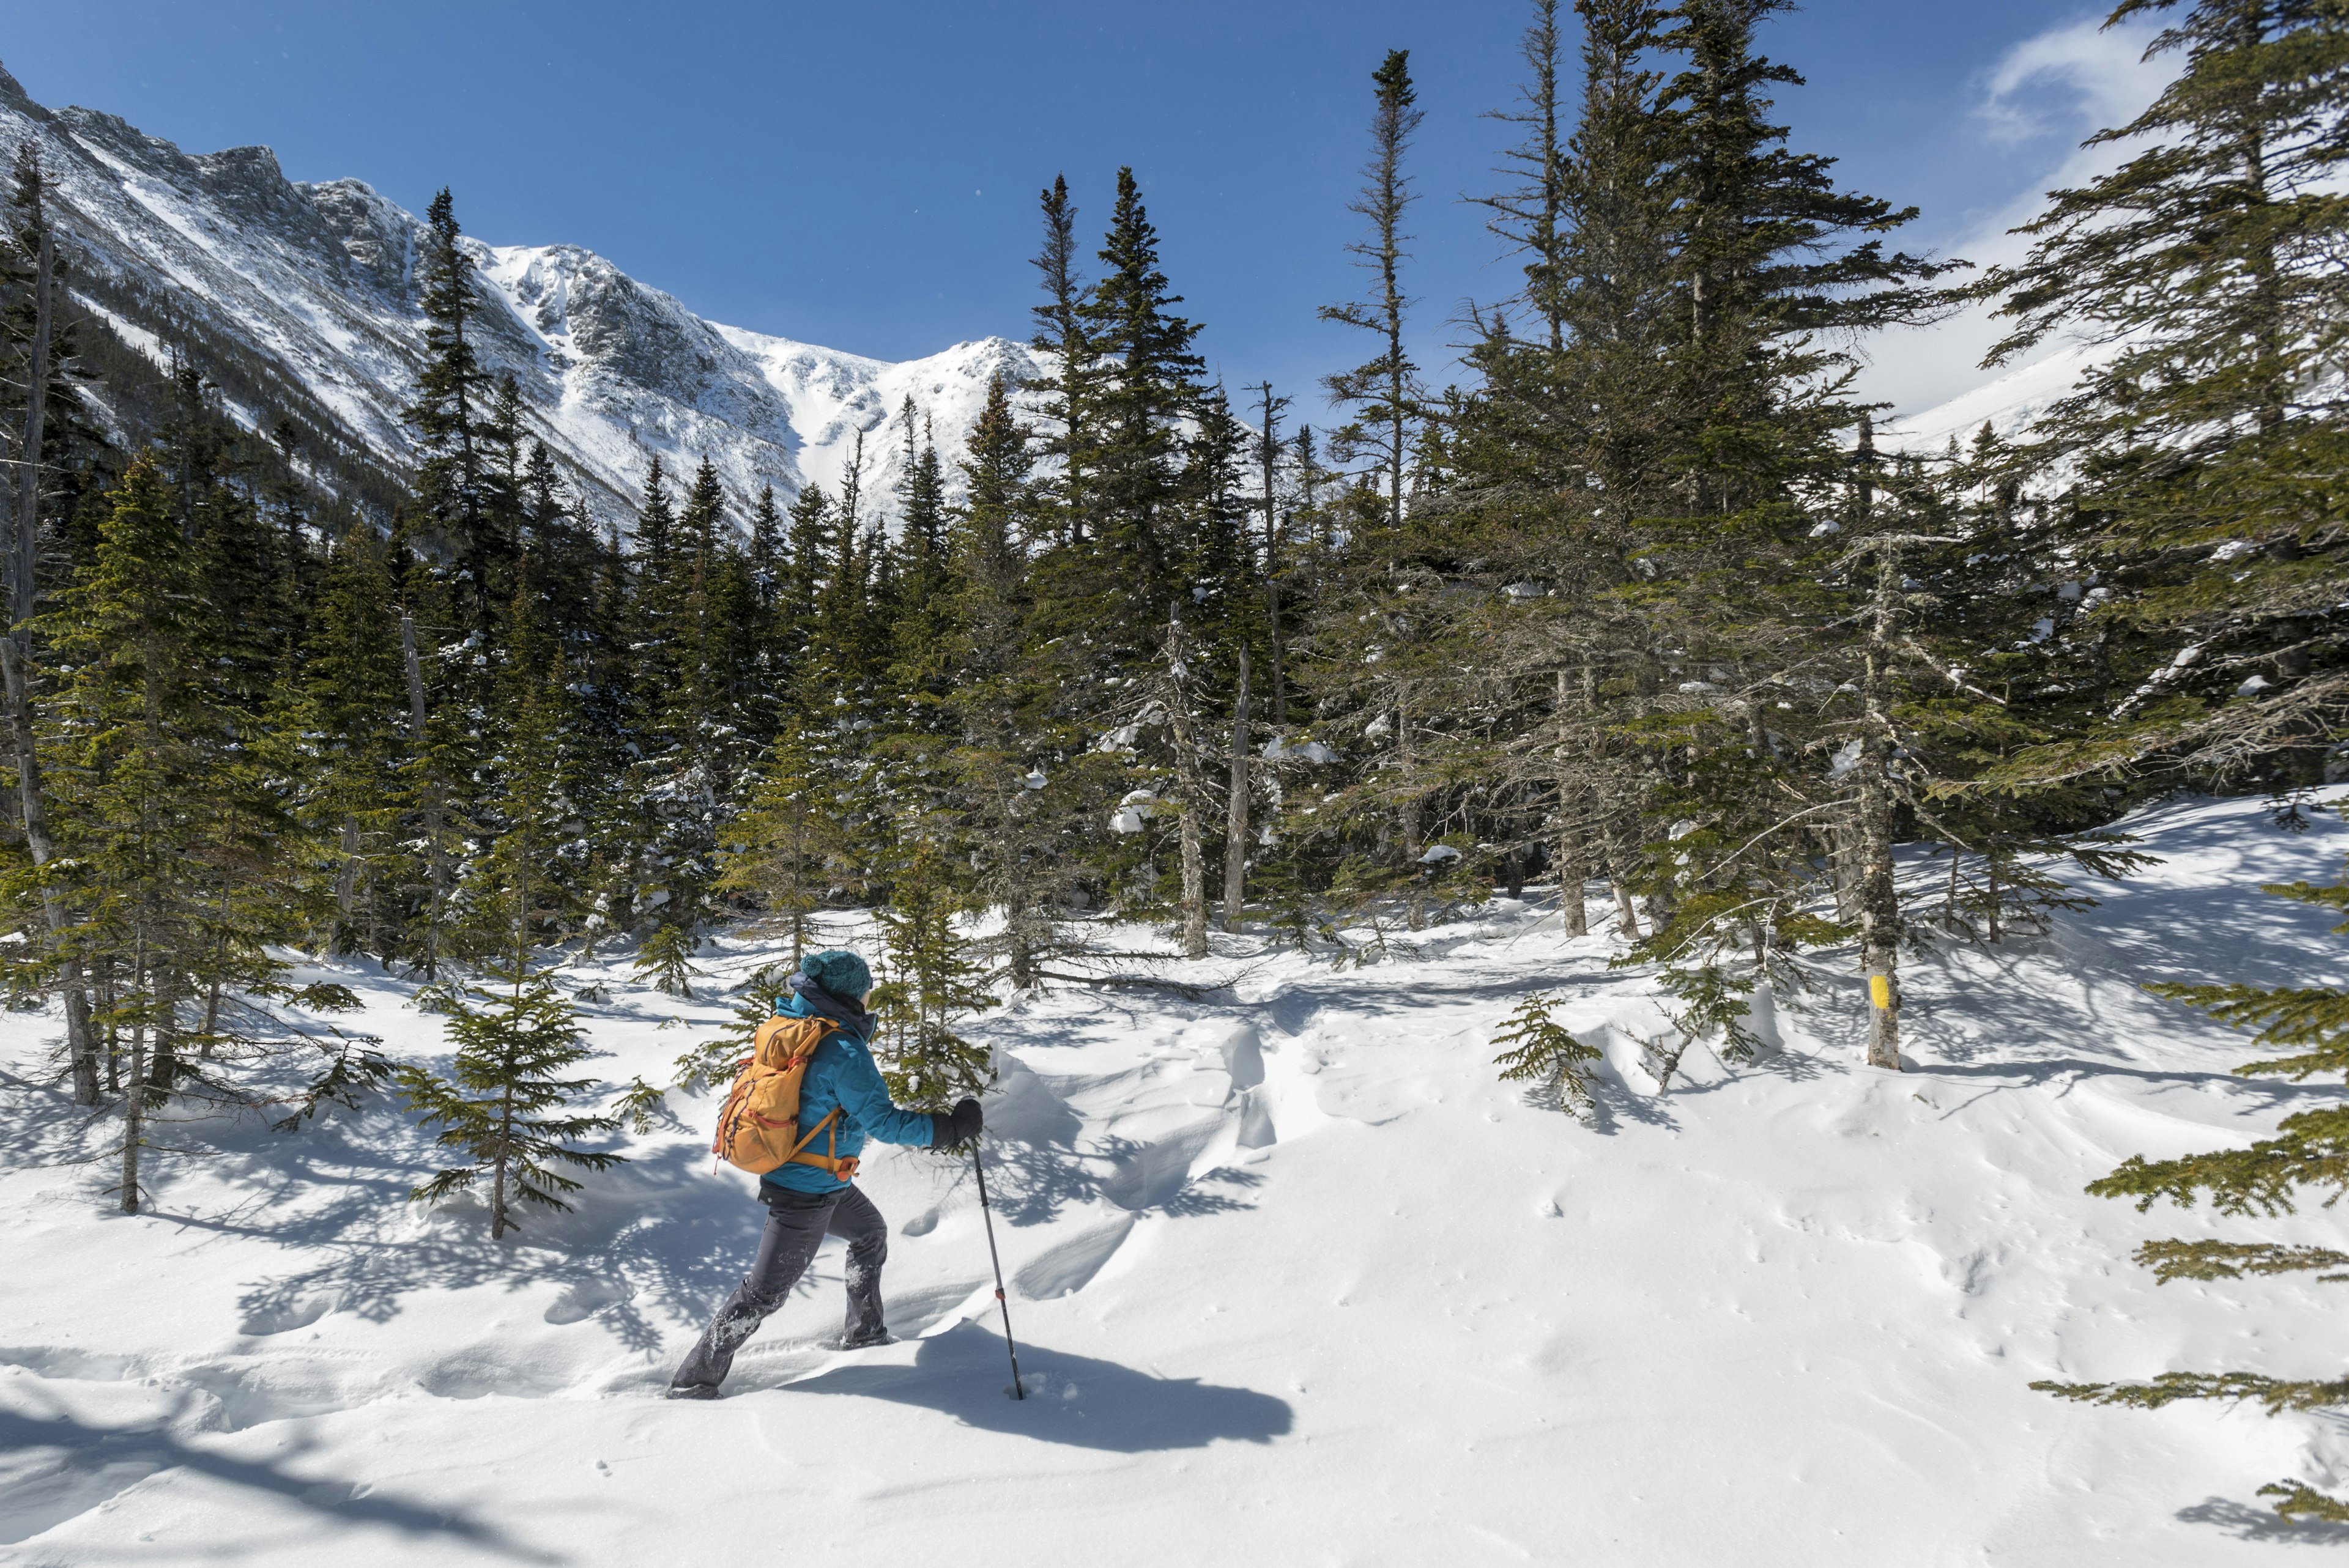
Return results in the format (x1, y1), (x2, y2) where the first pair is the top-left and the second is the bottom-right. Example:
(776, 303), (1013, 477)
(0, 1), (2162, 418)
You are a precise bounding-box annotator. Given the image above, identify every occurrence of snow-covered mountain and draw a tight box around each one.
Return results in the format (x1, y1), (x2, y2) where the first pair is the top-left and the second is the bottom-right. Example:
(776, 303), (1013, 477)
(1879, 343), (2096, 456)
(0, 62), (1037, 530)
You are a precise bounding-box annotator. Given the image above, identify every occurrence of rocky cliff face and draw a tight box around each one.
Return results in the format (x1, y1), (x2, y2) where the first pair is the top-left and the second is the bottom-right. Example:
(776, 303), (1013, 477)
(0, 62), (1038, 532)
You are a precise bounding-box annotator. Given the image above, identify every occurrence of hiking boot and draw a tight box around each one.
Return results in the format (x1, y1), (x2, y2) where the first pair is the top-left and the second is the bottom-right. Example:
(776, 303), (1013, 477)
(666, 1383), (724, 1400)
(822, 1328), (898, 1352)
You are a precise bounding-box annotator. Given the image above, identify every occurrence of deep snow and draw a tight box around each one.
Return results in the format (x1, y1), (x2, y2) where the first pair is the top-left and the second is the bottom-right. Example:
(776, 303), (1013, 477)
(4, 791), (2348, 1564)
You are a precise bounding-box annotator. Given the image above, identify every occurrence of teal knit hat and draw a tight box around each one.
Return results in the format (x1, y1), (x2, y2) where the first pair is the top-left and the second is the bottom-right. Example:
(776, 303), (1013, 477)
(799, 949), (872, 1001)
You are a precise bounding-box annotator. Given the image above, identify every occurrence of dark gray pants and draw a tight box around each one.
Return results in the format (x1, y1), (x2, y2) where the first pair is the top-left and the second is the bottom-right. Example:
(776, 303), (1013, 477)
(670, 1184), (889, 1392)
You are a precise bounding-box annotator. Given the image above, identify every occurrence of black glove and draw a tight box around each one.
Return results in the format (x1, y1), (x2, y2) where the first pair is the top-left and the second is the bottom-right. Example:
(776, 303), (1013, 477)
(929, 1097), (983, 1148)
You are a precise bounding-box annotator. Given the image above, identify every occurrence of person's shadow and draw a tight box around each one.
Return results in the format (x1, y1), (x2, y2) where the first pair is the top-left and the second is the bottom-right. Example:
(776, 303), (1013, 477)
(783, 1322), (1292, 1452)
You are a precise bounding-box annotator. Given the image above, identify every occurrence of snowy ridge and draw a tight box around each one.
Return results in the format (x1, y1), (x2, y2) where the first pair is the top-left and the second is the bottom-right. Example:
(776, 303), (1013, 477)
(4, 792), (2347, 1562)
(0, 62), (1039, 531)
(1880, 342), (2099, 456)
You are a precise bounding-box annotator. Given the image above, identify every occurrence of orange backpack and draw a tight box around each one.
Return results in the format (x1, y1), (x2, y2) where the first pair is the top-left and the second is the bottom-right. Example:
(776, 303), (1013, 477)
(710, 1014), (859, 1180)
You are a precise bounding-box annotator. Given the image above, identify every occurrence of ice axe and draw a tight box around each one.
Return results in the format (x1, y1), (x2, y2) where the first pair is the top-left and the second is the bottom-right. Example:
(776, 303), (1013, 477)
(970, 1136), (1025, 1400)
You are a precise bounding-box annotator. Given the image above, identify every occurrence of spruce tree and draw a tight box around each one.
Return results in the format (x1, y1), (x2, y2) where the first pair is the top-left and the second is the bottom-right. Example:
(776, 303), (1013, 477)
(933, 372), (1105, 986)
(300, 520), (412, 956)
(1479, 0), (1574, 346)
(47, 456), (291, 1212)
(1493, 989), (1605, 1122)
(1321, 50), (1426, 531)
(0, 139), (99, 1101)
(399, 608), (620, 1239)
(405, 190), (497, 636)
(1025, 174), (1096, 549)
(749, 482), (784, 612)
(777, 479), (837, 670)
(1978, 0), (2349, 784)
(872, 828), (996, 1112)
(399, 956), (622, 1239)
(1066, 168), (1206, 635)
(716, 698), (858, 964)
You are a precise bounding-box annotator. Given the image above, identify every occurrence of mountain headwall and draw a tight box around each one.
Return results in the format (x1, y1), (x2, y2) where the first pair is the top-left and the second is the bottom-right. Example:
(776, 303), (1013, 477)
(0, 62), (1038, 532)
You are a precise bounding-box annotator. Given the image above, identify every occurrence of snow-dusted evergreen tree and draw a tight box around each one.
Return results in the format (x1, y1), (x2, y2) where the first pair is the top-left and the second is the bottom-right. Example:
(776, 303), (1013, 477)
(1047, 166), (1206, 648)
(399, 616), (620, 1239)
(2036, 816), (2349, 1523)
(404, 190), (503, 641)
(930, 372), (1105, 986)
(1319, 49), (1425, 533)
(1977, 0), (2349, 787)
(776, 479), (836, 669)
(299, 519), (410, 957)
(716, 699), (858, 965)
(1023, 174), (1097, 550)
(1492, 989), (1603, 1122)
(1, 142), (103, 1102)
(872, 828), (996, 1113)
(47, 455), (292, 1211)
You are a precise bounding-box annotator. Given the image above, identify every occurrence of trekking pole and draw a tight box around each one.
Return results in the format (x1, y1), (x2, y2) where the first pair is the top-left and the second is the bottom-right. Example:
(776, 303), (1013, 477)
(970, 1137), (1025, 1400)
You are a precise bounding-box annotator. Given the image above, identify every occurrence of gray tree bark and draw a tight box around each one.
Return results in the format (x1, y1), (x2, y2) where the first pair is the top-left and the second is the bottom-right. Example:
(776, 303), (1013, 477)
(1164, 614), (1209, 960)
(1222, 648), (1252, 933)
(1849, 420), (1904, 1071)
(401, 613), (451, 977)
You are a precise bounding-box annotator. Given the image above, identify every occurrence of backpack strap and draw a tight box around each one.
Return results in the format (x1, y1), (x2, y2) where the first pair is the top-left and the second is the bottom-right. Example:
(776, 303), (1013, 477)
(784, 1108), (860, 1181)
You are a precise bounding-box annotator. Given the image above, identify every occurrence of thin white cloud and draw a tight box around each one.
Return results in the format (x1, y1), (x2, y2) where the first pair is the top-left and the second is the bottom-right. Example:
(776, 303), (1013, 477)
(1975, 13), (2170, 146)
(1855, 11), (2170, 434)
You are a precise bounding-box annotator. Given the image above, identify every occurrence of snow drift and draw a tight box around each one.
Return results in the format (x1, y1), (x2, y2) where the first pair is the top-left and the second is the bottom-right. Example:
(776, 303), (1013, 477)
(2, 791), (2347, 1563)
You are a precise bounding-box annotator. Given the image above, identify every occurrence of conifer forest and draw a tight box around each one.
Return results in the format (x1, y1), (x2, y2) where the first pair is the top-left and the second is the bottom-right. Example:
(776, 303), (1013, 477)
(6, 0), (2349, 1556)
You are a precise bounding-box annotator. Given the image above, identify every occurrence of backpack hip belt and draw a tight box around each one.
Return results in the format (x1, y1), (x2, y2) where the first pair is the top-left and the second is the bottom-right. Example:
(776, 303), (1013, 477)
(785, 1108), (861, 1182)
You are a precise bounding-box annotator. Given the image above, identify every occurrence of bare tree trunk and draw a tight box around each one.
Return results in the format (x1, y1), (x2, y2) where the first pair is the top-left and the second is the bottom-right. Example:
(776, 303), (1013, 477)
(1830, 813), (1861, 922)
(491, 1096), (511, 1241)
(1553, 671), (1589, 937)
(146, 966), (184, 1092)
(401, 613), (451, 978)
(1603, 801), (1642, 941)
(1397, 686), (1425, 931)
(1558, 816), (1590, 937)
(1222, 648), (1252, 933)
(1253, 384), (1290, 727)
(1, 228), (97, 1104)
(119, 934), (153, 1215)
(1165, 614), (1209, 959)
(333, 815), (363, 940)
(120, 1016), (144, 1214)
(98, 960), (120, 1092)
(1857, 534), (1904, 1072)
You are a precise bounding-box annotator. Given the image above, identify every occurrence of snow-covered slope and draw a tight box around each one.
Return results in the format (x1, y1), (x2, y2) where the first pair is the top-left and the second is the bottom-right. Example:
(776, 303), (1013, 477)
(4, 792), (2348, 1562)
(0, 62), (1037, 530)
(1880, 342), (2098, 456)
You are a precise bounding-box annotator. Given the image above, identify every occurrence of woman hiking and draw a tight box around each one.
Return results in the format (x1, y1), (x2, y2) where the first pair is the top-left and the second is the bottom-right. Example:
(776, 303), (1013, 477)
(669, 949), (982, 1400)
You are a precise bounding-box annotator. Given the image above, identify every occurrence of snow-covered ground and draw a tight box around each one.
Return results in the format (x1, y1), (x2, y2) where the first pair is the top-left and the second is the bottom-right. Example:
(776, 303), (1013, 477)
(5, 792), (2348, 1564)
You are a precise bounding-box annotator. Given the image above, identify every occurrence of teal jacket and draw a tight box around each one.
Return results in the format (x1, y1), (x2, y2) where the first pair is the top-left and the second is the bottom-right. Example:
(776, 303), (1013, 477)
(759, 983), (936, 1196)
